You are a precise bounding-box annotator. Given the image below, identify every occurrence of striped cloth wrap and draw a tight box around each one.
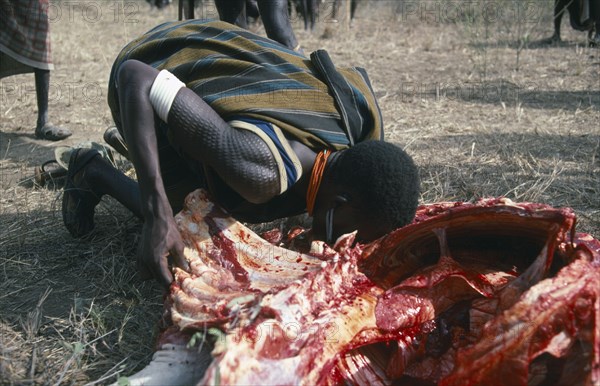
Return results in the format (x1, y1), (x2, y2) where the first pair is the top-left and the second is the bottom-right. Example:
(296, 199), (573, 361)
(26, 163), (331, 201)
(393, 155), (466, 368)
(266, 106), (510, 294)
(107, 19), (384, 152)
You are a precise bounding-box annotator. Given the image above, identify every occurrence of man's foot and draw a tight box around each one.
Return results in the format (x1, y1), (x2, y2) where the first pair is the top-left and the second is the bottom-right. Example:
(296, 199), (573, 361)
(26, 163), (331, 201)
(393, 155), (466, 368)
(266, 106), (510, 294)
(35, 123), (72, 141)
(62, 148), (102, 238)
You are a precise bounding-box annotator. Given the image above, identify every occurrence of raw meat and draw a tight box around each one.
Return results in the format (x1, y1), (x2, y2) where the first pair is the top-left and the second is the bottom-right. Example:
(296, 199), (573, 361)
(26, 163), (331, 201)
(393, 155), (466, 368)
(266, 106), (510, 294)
(118, 191), (599, 386)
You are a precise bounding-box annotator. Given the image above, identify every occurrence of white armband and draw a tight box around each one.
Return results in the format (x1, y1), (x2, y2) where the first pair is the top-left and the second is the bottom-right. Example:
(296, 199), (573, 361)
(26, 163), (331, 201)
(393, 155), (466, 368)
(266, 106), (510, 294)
(148, 70), (186, 122)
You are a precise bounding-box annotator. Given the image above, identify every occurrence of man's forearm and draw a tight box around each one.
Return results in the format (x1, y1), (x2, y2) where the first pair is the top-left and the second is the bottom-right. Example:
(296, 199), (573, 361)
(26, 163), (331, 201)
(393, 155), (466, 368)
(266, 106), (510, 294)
(117, 60), (170, 218)
(113, 60), (190, 288)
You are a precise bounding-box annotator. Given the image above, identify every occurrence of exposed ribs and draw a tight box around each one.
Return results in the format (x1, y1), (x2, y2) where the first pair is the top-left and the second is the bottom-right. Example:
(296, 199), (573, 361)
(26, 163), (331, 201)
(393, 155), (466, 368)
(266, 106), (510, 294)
(120, 191), (599, 386)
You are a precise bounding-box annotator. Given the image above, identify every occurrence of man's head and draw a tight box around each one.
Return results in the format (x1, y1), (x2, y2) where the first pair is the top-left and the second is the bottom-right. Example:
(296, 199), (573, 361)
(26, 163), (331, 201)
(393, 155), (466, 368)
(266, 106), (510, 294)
(312, 140), (420, 243)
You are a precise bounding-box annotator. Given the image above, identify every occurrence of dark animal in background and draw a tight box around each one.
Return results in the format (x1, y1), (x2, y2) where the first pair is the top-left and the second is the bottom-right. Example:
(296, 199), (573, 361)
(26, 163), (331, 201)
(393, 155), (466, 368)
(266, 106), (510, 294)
(147, 0), (171, 10)
(289, 0), (319, 31)
(178, 0), (258, 21)
(331, 0), (359, 23)
(214, 0), (302, 51)
(178, 0), (196, 20)
(177, 0), (298, 50)
(289, 0), (360, 32)
(246, 0), (260, 20)
(551, 0), (600, 46)
(289, 0), (359, 31)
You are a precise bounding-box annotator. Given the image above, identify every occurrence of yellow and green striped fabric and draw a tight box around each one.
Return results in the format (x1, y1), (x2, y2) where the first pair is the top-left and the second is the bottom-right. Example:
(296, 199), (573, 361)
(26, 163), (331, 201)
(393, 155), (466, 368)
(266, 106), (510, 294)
(107, 19), (383, 151)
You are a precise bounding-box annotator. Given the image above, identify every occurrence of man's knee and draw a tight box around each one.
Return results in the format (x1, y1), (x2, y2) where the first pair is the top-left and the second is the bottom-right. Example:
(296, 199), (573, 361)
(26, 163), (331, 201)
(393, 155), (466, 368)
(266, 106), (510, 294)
(116, 60), (157, 92)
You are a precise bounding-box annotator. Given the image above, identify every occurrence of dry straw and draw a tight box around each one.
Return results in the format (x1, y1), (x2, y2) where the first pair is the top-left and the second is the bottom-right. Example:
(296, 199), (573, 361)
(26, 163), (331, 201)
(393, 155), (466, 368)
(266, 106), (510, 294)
(0, 1), (598, 384)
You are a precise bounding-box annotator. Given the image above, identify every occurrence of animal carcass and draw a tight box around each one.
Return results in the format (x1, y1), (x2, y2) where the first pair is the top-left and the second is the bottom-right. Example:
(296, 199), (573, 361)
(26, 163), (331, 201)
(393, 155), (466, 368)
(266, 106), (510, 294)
(118, 190), (599, 386)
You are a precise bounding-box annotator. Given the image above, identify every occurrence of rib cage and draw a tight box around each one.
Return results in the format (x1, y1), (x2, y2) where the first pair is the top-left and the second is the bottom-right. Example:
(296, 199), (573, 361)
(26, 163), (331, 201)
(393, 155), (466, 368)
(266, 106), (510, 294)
(118, 191), (599, 386)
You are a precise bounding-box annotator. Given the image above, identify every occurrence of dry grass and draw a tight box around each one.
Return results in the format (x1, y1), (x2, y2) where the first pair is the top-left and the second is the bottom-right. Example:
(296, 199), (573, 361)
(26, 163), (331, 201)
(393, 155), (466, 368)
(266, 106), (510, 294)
(0, 1), (598, 384)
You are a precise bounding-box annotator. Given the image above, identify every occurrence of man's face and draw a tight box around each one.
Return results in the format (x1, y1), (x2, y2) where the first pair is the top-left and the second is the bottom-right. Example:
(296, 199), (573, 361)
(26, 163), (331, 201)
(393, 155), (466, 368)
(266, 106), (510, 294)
(311, 197), (384, 244)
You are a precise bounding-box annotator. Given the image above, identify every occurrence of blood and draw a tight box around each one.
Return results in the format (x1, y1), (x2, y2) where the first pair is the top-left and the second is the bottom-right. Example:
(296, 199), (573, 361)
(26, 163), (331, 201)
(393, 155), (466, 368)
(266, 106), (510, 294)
(204, 217), (249, 283)
(169, 192), (598, 386)
(260, 228), (282, 245)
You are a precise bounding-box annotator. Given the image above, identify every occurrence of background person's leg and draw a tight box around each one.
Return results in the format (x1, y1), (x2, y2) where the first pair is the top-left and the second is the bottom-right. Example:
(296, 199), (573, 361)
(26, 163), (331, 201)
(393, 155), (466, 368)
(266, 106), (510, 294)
(34, 69), (72, 141)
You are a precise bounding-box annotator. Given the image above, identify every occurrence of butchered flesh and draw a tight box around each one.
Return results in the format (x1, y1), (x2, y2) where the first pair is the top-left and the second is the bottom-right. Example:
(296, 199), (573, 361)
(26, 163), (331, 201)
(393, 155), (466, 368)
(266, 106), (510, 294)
(152, 191), (600, 386)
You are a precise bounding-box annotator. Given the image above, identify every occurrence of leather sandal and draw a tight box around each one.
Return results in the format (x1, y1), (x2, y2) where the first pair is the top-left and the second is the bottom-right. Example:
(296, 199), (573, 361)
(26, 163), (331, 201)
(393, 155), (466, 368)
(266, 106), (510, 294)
(34, 160), (67, 187)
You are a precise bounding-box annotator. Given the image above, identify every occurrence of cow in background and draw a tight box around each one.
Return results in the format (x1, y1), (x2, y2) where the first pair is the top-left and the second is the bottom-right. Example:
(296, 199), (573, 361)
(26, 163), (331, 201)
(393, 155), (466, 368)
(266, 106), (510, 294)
(147, 0), (171, 10)
(177, 1), (258, 22)
(176, 0), (302, 52)
(289, 0), (319, 31)
(214, 0), (302, 51)
(289, 0), (361, 33)
(179, 0), (193, 19)
(331, 0), (359, 23)
(551, 0), (600, 46)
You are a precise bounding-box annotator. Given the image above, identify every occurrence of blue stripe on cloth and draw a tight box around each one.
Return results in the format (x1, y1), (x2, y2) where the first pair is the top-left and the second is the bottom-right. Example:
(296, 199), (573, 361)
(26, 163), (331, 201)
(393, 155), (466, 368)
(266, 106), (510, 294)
(252, 38), (304, 58)
(349, 83), (374, 139)
(260, 62), (304, 74)
(206, 30), (245, 42)
(146, 19), (214, 38)
(202, 80), (313, 104)
(232, 117), (298, 189)
(301, 128), (350, 146)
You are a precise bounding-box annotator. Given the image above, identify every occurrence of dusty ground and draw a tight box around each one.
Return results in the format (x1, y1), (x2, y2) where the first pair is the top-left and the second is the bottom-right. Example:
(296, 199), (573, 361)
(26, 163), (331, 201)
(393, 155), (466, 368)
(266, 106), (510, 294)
(0, 0), (598, 384)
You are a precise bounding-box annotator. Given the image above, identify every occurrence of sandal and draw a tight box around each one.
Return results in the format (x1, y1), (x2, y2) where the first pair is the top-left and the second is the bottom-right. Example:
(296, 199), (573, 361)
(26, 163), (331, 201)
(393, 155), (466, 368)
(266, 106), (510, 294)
(103, 126), (129, 159)
(55, 142), (116, 170)
(34, 160), (67, 187)
(62, 148), (102, 238)
(35, 124), (72, 141)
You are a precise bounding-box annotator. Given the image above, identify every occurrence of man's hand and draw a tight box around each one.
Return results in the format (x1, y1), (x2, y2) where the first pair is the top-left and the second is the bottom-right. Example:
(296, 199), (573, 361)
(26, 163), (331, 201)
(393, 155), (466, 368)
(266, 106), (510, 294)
(137, 212), (189, 288)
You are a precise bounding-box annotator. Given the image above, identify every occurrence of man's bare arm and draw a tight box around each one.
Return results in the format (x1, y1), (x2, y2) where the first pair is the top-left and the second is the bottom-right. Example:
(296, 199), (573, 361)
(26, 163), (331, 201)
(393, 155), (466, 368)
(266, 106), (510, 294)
(116, 60), (188, 287)
(116, 59), (281, 286)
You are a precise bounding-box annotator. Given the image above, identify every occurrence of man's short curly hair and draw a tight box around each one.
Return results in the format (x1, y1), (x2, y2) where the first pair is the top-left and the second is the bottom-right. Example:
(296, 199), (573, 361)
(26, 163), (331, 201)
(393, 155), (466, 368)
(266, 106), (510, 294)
(331, 140), (420, 231)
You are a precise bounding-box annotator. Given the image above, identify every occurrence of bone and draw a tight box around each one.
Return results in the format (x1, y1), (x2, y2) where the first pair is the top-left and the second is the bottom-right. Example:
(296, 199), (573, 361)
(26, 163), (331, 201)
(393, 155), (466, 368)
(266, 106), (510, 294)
(119, 191), (598, 385)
